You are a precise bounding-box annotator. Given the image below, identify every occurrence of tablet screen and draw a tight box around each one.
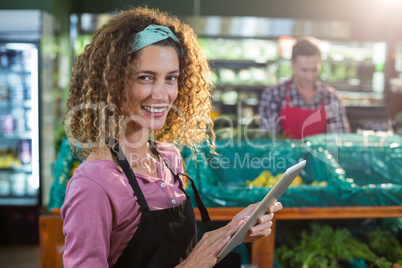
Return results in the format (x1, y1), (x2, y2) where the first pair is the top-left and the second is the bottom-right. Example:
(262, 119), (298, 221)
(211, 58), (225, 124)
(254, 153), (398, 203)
(217, 160), (307, 259)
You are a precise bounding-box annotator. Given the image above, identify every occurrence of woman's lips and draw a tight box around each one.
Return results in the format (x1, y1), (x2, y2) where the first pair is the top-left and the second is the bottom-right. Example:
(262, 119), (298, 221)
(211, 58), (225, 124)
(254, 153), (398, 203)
(142, 105), (167, 117)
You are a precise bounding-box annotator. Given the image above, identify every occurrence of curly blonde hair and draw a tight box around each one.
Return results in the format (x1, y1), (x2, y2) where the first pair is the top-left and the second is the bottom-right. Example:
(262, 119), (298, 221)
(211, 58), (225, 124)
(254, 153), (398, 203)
(64, 7), (215, 157)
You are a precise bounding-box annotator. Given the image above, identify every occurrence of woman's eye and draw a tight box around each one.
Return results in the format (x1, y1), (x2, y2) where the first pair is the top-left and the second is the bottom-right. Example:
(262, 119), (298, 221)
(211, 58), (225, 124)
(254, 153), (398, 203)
(167, 76), (178, 82)
(139, 75), (151, 80)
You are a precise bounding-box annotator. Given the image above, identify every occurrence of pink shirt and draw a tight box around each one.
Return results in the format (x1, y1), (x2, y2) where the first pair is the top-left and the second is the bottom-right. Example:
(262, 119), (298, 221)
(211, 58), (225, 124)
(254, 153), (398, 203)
(61, 142), (187, 268)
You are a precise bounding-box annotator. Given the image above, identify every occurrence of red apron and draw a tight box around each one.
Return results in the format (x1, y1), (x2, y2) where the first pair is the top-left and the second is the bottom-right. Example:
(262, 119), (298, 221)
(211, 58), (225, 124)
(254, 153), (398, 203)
(280, 81), (327, 139)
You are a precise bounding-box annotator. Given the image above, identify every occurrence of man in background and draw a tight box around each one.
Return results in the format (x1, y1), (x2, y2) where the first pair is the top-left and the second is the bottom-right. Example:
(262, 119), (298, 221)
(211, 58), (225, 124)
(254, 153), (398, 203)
(258, 36), (350, 139)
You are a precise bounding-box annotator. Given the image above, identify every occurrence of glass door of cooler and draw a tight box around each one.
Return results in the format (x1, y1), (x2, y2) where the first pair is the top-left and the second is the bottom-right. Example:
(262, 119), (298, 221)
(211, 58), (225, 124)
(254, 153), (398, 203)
(0, 42), (40, 205)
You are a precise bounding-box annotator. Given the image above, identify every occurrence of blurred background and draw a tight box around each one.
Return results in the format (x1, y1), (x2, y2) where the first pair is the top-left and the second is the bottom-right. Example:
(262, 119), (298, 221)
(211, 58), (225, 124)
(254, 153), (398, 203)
(0, 0), (401, 267)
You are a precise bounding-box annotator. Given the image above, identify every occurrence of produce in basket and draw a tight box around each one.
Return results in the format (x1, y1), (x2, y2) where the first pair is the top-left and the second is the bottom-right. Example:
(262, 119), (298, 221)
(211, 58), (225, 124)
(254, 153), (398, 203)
(246, 170), (302, 187)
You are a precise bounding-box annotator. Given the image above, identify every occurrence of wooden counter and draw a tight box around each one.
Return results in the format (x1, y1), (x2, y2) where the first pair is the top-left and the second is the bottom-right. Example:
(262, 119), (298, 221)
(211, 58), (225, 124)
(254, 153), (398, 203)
(40, 206), (402, 268)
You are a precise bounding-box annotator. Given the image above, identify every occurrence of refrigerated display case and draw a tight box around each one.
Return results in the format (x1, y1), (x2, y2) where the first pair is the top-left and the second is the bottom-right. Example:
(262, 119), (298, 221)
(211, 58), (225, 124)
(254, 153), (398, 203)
(0, 10), (56, 243)
(0, 42), (39, 205)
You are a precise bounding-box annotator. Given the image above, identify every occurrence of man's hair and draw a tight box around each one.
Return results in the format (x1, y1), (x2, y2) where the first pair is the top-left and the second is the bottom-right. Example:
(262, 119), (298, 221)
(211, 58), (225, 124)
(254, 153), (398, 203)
(291, 36), (322, 60)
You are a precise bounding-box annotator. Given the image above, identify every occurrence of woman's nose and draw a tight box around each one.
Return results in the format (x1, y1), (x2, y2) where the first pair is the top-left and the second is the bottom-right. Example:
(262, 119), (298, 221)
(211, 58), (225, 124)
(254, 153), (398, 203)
(151, 82), (168, 100)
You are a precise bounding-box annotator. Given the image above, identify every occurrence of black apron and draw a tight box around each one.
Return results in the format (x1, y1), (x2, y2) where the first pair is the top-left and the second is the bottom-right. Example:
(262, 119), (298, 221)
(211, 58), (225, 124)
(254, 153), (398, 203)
(110, 141), (210, 268)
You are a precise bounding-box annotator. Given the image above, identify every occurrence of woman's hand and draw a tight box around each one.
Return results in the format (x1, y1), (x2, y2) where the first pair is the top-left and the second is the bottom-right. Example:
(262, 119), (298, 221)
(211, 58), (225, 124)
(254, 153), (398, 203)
(177, 202), (283, 267)
(234, 202), (283, 243)
(176, 218), (245, 268)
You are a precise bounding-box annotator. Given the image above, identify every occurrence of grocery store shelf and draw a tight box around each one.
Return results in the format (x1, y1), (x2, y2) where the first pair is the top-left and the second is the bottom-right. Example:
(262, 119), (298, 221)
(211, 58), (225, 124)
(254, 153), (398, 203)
(346, 105), (387, 117)
(0, 69), (32, 75)
(1, 132), (32, 140)
(0, 99), (31, 106)
(214, 100), (259, 106)
(194, 206), (402, 221)
(0, 165), (32, 173)
(210, 59), (271, 69)
(214, 85), (267, 90)
(0, 197), (38, 205)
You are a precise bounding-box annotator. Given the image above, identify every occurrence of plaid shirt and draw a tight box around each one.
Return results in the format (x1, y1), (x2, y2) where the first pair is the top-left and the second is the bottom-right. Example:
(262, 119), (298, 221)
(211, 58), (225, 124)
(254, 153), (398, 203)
(258, 79), (350, 135)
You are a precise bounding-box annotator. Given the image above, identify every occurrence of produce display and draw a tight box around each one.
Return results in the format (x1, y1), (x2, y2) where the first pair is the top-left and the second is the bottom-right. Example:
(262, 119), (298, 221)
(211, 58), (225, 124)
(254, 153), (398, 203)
(215, 67), (277, 86)
(0, 149), (22, 168)
(276, 224), (402, 268)
(182, 134), (401, 208)
(73, 34), (92, 57)
(320, 61), (359, 83)
(246, 170), (319, 188)
(198, 37), (278, 62)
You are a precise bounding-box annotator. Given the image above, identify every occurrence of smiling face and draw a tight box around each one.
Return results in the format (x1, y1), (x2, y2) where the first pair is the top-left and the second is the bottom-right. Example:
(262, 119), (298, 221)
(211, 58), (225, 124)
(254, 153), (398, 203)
(291, 54), (322, 90)
(124, 45), (180, 132)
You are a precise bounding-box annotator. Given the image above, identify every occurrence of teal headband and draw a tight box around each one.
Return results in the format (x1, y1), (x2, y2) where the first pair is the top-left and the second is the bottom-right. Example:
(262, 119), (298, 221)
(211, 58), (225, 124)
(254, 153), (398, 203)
(131, 24), (182, 55)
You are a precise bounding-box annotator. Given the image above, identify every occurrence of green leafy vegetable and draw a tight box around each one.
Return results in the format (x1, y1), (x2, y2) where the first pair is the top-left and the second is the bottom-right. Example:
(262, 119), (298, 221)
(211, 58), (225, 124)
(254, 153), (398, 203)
(276, 224), (395, 268)
(365, 229), (402, 263)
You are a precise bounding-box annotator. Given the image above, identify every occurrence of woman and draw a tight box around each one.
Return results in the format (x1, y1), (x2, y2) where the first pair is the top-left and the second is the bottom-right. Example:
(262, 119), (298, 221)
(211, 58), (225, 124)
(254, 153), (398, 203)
(61, 7), (282, 268)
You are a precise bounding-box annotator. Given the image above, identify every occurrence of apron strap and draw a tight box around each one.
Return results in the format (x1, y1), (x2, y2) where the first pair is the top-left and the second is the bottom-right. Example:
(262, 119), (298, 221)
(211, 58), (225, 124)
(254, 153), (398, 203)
(177, 172), (211, 223)
(109, 139), (150, 212)
(149, 141), (211, 223)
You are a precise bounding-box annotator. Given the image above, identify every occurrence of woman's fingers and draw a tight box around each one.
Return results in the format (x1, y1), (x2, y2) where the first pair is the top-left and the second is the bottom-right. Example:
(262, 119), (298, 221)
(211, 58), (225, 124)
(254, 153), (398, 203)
(250, 213), (273, 235)
(204, 218), (245, 251)
(249, 202), (282, 237)
(220, 219), (244, 247)
(269, 202), (283, 213)
(179, 218), (246, 268)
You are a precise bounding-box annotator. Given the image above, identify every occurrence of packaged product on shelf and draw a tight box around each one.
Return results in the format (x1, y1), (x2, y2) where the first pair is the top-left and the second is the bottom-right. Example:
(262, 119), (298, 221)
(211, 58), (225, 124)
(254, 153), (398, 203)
(0, 171), (11, 196)
(10, 172), (26, 196)
(26, 174), (38, 196)
(1, 115), (14, 134)
(18, 139), (31, 165)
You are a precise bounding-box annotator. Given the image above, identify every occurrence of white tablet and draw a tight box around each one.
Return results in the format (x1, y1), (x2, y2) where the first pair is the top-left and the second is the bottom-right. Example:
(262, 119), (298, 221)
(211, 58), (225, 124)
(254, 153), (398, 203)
(217, 160), (307, 259)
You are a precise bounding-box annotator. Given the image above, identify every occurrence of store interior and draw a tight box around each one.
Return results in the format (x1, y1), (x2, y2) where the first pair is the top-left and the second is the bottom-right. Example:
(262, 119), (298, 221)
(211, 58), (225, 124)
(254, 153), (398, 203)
(0, 0), (401, 267)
